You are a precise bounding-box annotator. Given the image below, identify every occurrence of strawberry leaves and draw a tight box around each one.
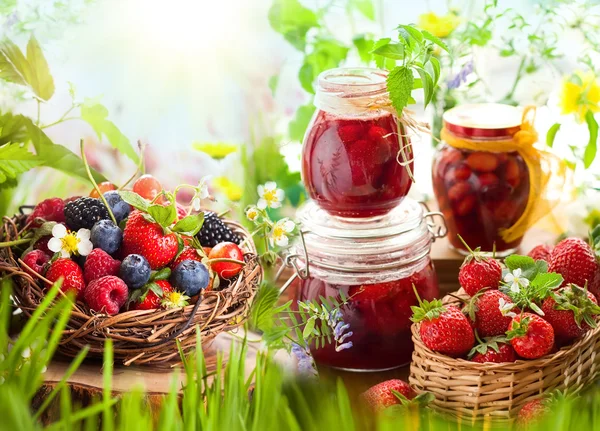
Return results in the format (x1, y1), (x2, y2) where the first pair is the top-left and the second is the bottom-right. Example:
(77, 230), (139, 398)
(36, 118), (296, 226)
(552, 284), (600, 329)
(410, 284), (446, 323)
(172, 214), (205, 237)
(468, 335), (508, 359)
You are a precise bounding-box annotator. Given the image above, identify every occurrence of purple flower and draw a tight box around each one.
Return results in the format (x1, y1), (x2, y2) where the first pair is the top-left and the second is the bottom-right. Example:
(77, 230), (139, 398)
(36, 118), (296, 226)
(447, 60), (474, 90)
(335, 342), (353, 352)
(291, 342), (318, 378)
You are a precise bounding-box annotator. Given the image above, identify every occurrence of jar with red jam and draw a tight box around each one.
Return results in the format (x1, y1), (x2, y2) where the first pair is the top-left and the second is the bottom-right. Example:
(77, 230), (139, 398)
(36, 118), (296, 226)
(289, 198), (446, 372)
(433, 104), (532, 256)
(302, 68), (414, 219)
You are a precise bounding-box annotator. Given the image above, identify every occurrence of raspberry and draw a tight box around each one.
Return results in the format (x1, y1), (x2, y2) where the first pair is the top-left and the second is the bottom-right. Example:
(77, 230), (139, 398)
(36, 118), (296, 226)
(84, 249), (121, 284)
(64, 197), (110, 231)
(197, 212), (242, 247)
(45, 258), (85, 300)
(33, 235), (52, 255)
(84, 276), (128, 315)
(26, 198), (66, 228)
(22, 250), (50, 275)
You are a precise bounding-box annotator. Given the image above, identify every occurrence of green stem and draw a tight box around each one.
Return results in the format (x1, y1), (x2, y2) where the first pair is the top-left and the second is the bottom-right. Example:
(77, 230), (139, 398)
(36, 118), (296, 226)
(80, 139), (118, 225)
(118, 140), (145, 190)
(504, 56), (526, 101)
(40, 117), (78, 129)
(0, 238), (32, 248)
(36, 100), (41, 126)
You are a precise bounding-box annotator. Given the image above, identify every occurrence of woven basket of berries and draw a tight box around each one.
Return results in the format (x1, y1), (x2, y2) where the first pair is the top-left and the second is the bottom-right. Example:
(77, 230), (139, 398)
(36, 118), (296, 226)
(1, 175), (262, 367)
(408, 235), (600, 421)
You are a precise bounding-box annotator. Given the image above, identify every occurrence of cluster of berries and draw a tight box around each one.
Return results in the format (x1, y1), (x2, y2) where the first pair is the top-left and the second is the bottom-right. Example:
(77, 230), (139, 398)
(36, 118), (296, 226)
(21, 175), (245, 315)
(411, 232), (600, 364)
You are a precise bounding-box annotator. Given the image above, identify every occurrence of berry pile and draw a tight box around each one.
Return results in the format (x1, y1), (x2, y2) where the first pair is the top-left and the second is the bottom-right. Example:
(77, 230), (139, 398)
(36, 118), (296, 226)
(19, 174), (247, 316)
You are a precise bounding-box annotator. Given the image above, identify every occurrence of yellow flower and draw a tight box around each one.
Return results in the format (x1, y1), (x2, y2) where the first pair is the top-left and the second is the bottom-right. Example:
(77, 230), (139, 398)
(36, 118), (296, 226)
(418, 11), (460, 38)
(559, 71), (600, 123)
(192, 142), (238, 159)
(161, 291), (190, 309)
(213, 176), (243, 201)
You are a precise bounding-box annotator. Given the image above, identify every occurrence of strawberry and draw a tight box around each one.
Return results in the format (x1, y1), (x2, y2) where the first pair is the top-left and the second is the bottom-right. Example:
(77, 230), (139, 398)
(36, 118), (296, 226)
(457, 237), (502, 296)
(45, 258), (86, 300)
(549, 237), (597, 289)
(121, 211), (178, 269)
(469, 336), (517, 363)
(507, 313), (554, 359)
(169, 246), (203, 271)
(26, 198), (66, 228)
(22, 250), (50, 275)
(528, 244), (554, 262)
(84, 276), (128, 315)
(516, 399), (548, 426)
(83, 249), (121, 284)
(477, 172), (499, 188)
(464, 290), (517, 337)
(360, 379), (415, 412)
(411, 290), (475, 357)
(337, 122), (365, 143)
(541, 285), (600, 341)
(131, 280), (173, 310)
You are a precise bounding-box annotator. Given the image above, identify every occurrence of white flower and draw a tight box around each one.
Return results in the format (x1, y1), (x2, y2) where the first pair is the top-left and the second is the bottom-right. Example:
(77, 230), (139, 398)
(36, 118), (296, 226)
(48, 224), (93, 258)
(504, 268), (530, 293)
(498, 297), (517, 318)
(245, 205), (259, 222)
(269, 218), (295, 247)
(192, 176), (212, 211)
(257, 182), (284, 210)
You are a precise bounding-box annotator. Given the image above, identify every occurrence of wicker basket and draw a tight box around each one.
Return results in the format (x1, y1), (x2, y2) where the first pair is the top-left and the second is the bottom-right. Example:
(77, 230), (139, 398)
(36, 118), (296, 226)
(409, 289), (600, 421)
(1, 214), (262, 367)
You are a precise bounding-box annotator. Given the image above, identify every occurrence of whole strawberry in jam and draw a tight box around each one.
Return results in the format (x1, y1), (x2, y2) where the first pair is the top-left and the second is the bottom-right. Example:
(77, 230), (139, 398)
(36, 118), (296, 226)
(541, 285), (600, 341)
(349, 282), (409, 335)
(121, 211), (178, 269)
(469, 336), (517, 363)
(360, 379), (415, 412)
(528, 244), (553, 262)
(131, 280), (173, 310)
(549, 237), (597, 288)
(507, 313), (554, 359)
(45, 258), (85, 300)
(464, 290), (517, 338)
(411, 290), (474, 357)
(457, 237), (502, 297)
(26, 198), (66, 228)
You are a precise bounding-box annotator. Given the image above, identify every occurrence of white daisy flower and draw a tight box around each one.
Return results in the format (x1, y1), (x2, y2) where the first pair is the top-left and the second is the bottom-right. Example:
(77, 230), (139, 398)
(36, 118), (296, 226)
(498, 297), (517, 318)
(257, 182), (284, 210)
(245, 205), (259, 222)
(504, 268), (530, 293)
(269, 218), (295, 247)
(48, 224), (93, 258)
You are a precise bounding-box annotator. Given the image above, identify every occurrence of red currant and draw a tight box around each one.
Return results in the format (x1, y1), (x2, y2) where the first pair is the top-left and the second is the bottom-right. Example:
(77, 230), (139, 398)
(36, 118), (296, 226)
(133, 174), (163, 201)
(90, 182), (116, 198)
(209, 242), (243, 279)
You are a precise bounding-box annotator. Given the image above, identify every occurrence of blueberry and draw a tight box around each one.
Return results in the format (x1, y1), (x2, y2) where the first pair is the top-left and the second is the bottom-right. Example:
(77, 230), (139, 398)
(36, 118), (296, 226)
(120, 254), (151, 289)
(90, 220), (123, 255)
(172, 260), (210, 296)
(103, 191), (131, 224)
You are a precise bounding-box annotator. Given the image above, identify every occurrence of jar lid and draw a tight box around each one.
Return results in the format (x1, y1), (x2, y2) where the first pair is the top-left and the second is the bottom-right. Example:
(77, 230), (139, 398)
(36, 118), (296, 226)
(443, 103), (523, 139)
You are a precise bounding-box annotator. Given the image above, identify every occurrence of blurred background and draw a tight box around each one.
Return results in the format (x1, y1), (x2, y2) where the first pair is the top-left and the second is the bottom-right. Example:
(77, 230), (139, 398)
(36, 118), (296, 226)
(1, 0), (599, 235)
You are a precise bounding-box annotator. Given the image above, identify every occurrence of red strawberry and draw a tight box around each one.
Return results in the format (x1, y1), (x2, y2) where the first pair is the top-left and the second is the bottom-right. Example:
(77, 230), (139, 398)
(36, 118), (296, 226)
(84, 276), (128, 315)
(465, 290), (516, 337)
(360, 379), (415, 412)
(541, 285), (600, 341)
(517, 399), (548, 426)
(132, 280), (173, 310)
(528, 244), (553, 262)
(121, 211), (178, 269)
(469, 337), (517, 363)
(549, 238), (597, 288)
(590, 266), (600, 300)
(507, 313), (554, 359)
(45, 258), (85, 300)
(337, 122), (364, 143)
(169, 247), (203, 271)
(412, 293), (475, 357)
(83, 249), (121, 284)
(22, 250), (50, 275)
(457, 238), (502, 296)
(26, 198), (66, 228)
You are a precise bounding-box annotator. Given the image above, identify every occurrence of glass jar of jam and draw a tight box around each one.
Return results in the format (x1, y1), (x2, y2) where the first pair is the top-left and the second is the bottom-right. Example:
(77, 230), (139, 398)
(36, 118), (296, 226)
(433, 104), (532, 256)
(301, 67), (414, 219)
(288, 198), (446, 372)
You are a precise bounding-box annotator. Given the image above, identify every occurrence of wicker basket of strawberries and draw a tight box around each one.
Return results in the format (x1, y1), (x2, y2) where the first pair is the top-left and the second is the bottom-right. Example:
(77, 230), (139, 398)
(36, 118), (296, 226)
(0, 175), (262, 366)
(409, 234), (600, 421)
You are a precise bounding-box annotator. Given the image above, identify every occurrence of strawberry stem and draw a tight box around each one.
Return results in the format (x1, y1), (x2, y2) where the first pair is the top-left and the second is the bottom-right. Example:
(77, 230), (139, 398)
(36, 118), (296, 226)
(0, 238), (32, 248)
(457, 234), (475, 255)
(118, 140), (145, 191)
(80, 139), (118, 225)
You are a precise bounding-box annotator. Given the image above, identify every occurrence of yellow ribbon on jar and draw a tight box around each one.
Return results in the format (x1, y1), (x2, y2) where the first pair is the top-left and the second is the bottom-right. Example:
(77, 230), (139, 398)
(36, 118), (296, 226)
(440, 106), (568, 243)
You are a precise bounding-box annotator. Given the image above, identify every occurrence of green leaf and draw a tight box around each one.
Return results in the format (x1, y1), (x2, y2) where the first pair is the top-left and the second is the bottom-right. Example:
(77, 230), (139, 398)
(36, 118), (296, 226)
(504, 255), (536, 272)
(413, 66), (434, 107)
(0, 39), (26, 85)
(118, 190), (149, 212)
(546, 123), (561, 148)
(531, 272), (563, 291)
(172, 214), (205, 236)
(289, 103), (315, 142)
(386, 66), (413, 114)
(302, 317), (316, 339)
(0, 142), (42, 184)
(429, 56), (441, 86)
(0, 112), (28, 146)
(268, 0), (319, 51)
(371, 41), (405, 60)
(298, 61), (315, 94)
(151, 267), (171, 281)
(268, 74), (279, 96)
(421, 30), (450, 53)
(80, 99), (139, 164)
(249, 282), (282, 331)
(352, 34), (374, 64)
(397, 24), (424, 44)
(147, 203), (176, 227)
(584, 111), (598, 169)
(349, 0), (375, 21)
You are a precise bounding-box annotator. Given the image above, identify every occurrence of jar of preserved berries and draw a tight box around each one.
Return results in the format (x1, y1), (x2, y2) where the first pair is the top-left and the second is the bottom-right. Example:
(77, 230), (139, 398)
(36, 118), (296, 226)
(302, 67), (414, 219)
(286, 198), (446, 372)
(433, 104), (564, 256)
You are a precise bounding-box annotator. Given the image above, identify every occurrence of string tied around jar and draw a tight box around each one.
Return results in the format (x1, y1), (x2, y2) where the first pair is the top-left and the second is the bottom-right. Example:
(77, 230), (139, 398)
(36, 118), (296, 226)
(440, 105), (569, 243)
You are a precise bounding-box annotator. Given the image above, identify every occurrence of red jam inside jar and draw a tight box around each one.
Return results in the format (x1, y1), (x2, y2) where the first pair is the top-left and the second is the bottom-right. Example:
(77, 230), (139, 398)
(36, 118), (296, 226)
(291, 198), (444, 371)
(432, 104), (531, 255)
(302, 68), (414, 219)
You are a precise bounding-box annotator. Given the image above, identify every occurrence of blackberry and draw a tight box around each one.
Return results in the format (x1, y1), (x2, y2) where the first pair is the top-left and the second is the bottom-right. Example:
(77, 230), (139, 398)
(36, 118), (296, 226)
(64, 197), (110, 231)
(197, 212), (242, 247)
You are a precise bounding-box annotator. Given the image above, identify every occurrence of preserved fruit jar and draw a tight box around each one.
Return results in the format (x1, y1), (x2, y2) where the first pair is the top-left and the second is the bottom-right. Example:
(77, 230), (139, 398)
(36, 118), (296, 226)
(302, 68), (414, 219)
(433, 104), (537, 256)
(289, 198), (446, 371)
